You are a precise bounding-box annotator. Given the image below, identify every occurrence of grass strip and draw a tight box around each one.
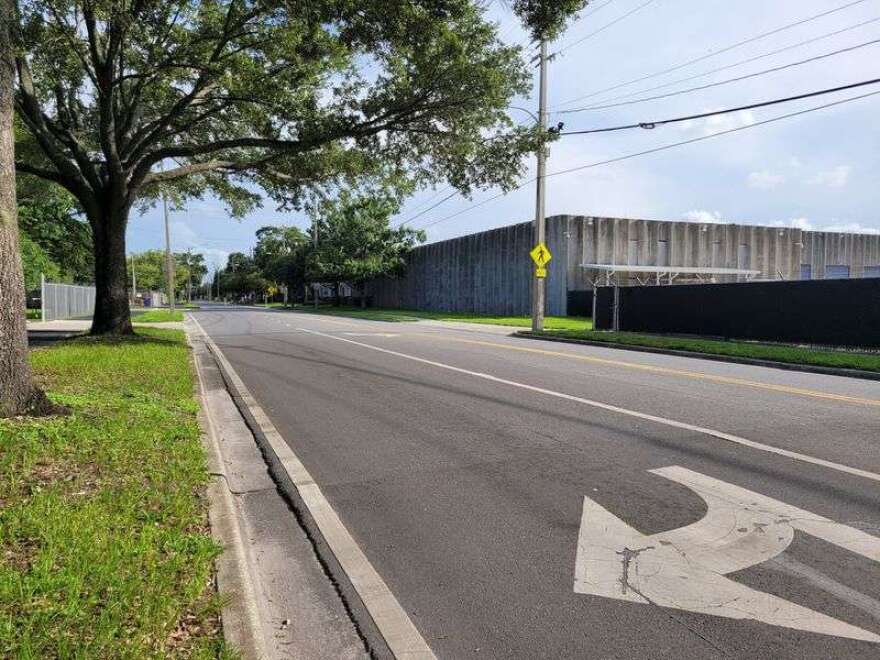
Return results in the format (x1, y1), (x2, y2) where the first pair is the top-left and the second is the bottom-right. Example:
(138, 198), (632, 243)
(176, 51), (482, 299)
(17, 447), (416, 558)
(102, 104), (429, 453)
(134, 309), (184, 323)
(296, 305), (593, 331)
(0, 328), (232, 658)
(527, 330), (880, 373)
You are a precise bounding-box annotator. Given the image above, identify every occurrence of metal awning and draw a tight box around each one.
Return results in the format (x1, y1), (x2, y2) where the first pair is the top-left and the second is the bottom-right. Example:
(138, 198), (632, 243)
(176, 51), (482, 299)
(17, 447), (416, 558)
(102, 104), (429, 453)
(579, 263), (761, 285)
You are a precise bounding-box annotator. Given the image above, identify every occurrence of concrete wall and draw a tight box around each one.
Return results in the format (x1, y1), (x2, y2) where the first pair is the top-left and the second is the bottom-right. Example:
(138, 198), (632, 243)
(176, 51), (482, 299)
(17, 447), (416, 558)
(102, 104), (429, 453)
(802, 230), (880, 279)
(368, 215), (880, 316)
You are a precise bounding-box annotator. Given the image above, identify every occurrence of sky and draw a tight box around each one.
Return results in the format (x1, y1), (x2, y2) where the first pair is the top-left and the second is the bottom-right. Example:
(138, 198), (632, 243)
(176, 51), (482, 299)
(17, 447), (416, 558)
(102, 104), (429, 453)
(126, 0), (880, 272)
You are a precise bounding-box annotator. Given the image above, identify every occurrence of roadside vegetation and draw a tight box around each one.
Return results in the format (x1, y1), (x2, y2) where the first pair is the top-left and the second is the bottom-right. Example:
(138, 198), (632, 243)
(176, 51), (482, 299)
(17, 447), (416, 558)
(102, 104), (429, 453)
(0, 329), (229, 657)
(296, 305), (593, 331)
(25, 309), (40, 320)
(527, 329), (880, 373)
(134, 309), (185, 323)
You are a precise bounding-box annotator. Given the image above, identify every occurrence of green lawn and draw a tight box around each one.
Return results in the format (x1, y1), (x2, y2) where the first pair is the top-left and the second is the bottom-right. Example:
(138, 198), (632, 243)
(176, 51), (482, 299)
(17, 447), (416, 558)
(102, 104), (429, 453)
(25, 309), (41, 320)
(134, 309), (184, 323)
(526, 329), (880, 373)
(0, 329), (231, 658)
(297, 305), (593, 331)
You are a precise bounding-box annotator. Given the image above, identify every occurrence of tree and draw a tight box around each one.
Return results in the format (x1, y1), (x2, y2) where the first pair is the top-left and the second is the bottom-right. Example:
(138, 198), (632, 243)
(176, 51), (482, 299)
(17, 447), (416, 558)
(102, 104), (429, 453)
(309, 191), (424, 306)
(0, 0), (50, 417)
(19, 233), (61, 289)
(13, 1), (556, 335)
(130, 249), (203, 296)
(178, 250), (207, 302)
(218, 251), (267, 300)
(254, 225), (309, 303)
(17, 184), (93, 283)
(510, 1), (589, 41)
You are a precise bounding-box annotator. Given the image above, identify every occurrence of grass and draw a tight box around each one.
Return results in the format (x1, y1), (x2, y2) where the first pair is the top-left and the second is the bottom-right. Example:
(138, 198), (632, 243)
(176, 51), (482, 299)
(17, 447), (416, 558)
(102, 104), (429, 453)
(134, 309), (184, 323)
(527, 329), (880, 373)
(25, 309), (41, 320)
(296, 305), (593, 330)
(0, 329), (232, 658)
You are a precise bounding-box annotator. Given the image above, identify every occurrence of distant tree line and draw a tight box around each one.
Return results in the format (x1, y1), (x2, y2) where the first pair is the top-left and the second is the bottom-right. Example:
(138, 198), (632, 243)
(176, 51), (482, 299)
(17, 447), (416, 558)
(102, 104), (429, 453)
(214, 191), (424, 306)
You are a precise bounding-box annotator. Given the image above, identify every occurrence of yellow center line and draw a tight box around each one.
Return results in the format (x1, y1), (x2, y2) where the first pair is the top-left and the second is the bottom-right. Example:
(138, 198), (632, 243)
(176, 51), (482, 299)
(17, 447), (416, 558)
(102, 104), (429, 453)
(406, 334), (880, 408)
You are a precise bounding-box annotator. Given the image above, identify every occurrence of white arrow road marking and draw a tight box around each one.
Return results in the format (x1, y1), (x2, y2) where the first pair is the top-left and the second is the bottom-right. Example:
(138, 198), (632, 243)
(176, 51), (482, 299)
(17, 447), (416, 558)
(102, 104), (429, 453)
(575, 466), (880, 643)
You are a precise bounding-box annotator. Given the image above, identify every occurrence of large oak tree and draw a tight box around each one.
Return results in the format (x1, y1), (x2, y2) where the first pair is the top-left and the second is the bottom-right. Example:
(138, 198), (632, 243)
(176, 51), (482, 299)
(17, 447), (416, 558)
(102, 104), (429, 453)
(11, 0), (566, 335)
(1, 0), (52, 416)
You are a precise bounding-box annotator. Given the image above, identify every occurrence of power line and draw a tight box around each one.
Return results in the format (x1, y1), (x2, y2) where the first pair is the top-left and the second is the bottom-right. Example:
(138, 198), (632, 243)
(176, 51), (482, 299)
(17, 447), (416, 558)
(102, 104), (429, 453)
(559, 38), (880, 114)
(414, 87), (880, 230)
(555, 0), (870, 108)
(552, 0), (658, 57)
(563, 15), (880, 111)
(395, 189), (461, 227)
(549, 88), (880, 178)
(560, 77), (880, 134)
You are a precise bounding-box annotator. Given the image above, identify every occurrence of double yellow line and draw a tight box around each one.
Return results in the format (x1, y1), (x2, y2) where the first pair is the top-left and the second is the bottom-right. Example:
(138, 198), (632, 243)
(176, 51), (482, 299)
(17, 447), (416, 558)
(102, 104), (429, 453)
(417, 335), (880, 408)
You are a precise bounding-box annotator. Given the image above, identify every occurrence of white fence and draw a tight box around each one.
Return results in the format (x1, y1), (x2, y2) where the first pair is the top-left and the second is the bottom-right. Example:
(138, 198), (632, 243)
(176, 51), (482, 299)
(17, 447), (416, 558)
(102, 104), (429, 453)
(41, 278), (96, 321)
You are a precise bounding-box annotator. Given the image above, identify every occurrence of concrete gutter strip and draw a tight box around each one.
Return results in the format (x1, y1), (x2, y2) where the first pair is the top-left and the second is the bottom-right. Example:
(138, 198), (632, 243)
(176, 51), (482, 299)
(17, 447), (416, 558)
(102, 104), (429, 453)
(189, 327), (270, 660)
(187, 317), (368, 660)
(515, 331), (880, 382)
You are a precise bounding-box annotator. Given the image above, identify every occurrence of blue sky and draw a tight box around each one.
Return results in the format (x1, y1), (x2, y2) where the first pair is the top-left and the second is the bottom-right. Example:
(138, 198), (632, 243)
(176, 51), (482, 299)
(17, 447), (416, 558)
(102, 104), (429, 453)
(126, 0), (880, 271)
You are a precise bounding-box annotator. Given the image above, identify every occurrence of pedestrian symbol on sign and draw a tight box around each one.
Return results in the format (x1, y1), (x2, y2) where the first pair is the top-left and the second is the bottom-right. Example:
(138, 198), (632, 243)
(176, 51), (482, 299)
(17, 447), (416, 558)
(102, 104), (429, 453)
(530, 243), (552, 268)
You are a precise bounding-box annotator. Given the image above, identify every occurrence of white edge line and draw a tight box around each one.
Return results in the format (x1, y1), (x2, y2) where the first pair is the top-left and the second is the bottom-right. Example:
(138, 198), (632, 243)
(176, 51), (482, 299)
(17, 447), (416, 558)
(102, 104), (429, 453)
(297, 327), (880, 485)
(188, 314), (438, 660)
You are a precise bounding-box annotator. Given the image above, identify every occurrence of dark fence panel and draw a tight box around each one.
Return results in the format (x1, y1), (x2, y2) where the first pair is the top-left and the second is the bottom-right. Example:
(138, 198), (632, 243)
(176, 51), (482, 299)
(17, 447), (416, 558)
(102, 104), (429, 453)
(566, 289), (594, 317)
(594, 278), (880, 347)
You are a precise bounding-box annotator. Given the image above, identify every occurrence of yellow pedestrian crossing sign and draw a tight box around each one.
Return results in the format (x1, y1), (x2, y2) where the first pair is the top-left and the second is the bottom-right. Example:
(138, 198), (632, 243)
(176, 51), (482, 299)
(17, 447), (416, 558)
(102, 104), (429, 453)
(535, 267), (547, 278)
(530, 242), (552, 267)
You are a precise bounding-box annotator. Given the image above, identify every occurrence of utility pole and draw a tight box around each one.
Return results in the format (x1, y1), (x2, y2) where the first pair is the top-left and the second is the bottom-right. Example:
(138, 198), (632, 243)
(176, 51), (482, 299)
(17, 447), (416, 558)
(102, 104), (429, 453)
(130, 254), (136, 302)
(531, 39), (548, 332)
(313, 218), (319, 310)
(161, 172), (175, 311)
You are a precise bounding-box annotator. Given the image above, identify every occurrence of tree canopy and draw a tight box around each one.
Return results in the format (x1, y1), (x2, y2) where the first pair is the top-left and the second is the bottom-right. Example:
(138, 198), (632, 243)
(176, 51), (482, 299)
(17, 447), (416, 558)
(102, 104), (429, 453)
(12, 0), (559, 333)
(511, 0), (590, 42)
(309, 191), (424, 290)
(17, 182), (93, 283)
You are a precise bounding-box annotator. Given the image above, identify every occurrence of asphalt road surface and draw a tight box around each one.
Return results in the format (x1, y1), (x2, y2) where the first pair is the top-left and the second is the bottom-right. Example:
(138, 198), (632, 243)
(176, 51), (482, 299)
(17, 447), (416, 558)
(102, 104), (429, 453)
(194, 305), (880, 659)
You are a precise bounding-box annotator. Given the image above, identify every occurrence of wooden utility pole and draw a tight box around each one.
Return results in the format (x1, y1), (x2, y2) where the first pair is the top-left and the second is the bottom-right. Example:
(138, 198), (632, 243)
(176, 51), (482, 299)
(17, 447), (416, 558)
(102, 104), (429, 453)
(531, 39), (548, 332)
(161, 171), (175, 310)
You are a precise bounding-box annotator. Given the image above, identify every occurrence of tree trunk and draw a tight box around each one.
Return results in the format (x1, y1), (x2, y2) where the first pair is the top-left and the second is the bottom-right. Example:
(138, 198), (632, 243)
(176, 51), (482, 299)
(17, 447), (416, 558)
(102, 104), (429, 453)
(359, 282), (367, 309)
(0, 0), (51, 417)
(333, 281), (340, 306)
(89, 209), (133, 335)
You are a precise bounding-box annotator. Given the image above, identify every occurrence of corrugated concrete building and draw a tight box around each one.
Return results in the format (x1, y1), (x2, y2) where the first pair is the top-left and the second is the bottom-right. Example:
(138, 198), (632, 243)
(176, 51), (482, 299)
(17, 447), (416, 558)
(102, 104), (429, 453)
(367, 215), (880, 316)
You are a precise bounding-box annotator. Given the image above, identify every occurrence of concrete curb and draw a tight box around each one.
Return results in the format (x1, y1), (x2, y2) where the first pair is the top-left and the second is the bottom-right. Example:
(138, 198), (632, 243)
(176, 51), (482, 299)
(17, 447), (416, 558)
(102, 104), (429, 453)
(187, 323), (269, 660)
(514, 331), (880, 382)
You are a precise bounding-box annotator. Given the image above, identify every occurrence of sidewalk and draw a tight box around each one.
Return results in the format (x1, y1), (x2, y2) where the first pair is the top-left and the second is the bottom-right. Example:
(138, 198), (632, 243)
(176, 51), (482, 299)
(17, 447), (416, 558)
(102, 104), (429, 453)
(27, 319), (184, 331)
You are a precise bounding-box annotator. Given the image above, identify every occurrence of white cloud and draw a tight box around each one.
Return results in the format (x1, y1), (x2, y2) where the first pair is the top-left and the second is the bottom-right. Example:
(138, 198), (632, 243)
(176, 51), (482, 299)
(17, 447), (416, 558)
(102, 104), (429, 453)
(769, 218), (879, 235)
(770, 217), (813, 230)
(806, 165), (850, 188)
(170, 220), (230, 271)
(747, 170), (785, 190)
(678, 110), (756, 137)
(682, 210), (727, 224)
(822, 222), (879, 235)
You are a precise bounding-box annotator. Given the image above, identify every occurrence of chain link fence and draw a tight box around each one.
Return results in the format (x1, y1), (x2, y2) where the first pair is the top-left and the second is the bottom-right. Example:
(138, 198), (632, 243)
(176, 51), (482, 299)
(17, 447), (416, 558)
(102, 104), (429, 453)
(41, 278), (96, 321)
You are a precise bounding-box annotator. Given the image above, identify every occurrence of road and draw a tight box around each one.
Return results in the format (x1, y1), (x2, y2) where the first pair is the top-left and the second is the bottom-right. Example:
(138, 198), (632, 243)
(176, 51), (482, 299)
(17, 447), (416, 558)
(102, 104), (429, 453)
(194, 305), (880, 659)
